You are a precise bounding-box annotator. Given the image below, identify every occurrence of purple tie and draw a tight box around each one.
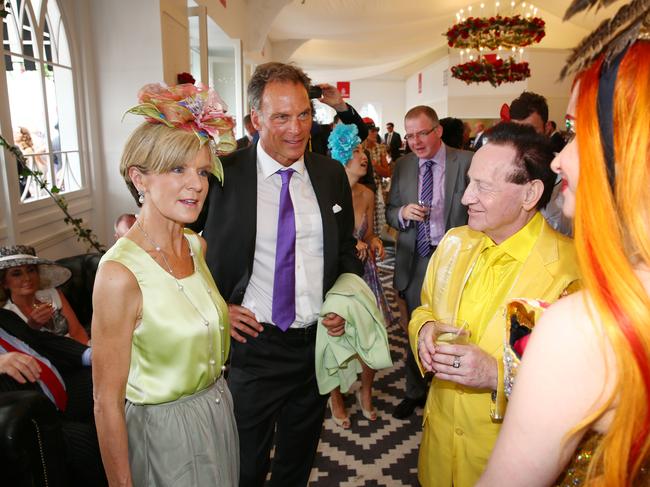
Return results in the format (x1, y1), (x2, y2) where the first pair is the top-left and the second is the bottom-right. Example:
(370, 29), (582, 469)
(272, 168), (296, 331)
(416, 160), (434, 257)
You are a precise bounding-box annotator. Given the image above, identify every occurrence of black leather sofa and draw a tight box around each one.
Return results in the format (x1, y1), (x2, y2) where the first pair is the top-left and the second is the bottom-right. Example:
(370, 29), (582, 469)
(56, 252), (103, 330)
(0, 391), (68, 485)
(0, 253), (102, 484)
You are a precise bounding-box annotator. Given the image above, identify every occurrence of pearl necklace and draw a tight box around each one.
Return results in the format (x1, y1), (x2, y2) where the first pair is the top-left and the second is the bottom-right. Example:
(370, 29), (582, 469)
(135, 220), (226, 392)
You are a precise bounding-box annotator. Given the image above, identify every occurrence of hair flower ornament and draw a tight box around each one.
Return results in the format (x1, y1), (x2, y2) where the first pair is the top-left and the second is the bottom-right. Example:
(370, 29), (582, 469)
(328, 123), (361, 165)
(125, 82), (237, 183)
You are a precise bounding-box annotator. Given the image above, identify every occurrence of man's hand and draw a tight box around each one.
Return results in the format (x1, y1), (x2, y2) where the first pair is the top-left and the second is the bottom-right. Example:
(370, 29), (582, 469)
(228, 304), (264, 343)
(432, 343), (498, 390)
(400, 203), (427, 222)
(0, 352), (41, 384)
(318, 84), (347, 112)
(321, 313), (346, 337)
(416, 321), (466, 372)
(417, 322), (438, 372)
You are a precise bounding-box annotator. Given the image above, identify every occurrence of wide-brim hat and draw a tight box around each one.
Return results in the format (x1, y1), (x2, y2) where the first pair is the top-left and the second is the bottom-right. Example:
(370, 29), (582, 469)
(0, 245), (72, 290)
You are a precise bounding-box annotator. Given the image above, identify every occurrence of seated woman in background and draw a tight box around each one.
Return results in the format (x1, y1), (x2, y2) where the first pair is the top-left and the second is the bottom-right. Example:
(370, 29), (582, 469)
(477, 23), (650, 487)
(326, 123), (392, 428)
(0, 245), (90, 345)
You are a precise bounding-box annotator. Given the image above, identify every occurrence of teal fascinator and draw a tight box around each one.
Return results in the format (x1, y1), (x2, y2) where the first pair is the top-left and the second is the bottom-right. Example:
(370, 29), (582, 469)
(328, 123), (360, 164)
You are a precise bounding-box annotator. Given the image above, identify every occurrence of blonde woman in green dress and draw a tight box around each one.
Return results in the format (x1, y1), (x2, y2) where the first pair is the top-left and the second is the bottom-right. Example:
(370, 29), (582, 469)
(92, 83), (239, 486)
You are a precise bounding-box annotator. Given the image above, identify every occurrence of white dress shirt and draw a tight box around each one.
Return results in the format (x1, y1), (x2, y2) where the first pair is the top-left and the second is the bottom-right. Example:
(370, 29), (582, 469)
(241, 143), (324, 328)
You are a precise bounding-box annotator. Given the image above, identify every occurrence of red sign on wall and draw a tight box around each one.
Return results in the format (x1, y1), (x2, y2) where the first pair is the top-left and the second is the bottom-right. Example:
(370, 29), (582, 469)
(337, 81), (350, 98)
(418, 72), (422, 94)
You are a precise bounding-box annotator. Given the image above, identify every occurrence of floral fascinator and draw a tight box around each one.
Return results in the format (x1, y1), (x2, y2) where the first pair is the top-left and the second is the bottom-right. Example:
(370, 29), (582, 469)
(125, 82), (237, 183)
(328, 123), (360, 165)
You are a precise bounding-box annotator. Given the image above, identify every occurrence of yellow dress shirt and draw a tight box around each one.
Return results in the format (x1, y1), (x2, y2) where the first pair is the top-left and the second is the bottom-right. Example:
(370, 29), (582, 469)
(409, 212), (580, 487)
(458, 212), (542, 345)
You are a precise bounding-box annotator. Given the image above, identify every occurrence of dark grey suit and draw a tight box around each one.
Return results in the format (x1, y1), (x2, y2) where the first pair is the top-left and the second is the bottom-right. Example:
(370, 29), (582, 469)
(386, 145), (472, 399)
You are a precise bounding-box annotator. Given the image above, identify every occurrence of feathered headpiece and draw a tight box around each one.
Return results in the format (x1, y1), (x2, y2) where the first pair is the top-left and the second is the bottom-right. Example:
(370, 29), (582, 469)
(561, 0), (650, 80)
(125, 83), (237, 182)
(328, 123), (361, 165)
(561, 0), (650, 190)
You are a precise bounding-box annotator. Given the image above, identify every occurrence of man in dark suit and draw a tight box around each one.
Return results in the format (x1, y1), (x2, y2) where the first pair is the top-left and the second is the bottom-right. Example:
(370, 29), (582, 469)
(384, 122), (402, 161)
(193, 62), (362, 487)
(509, 92), (572, 236)
(472, 122), (487, 150)
(386, 105), (472, 419)
(0, 308), (106, 485)
(547, 120), (566, 153)
(236, 113), (258, 149)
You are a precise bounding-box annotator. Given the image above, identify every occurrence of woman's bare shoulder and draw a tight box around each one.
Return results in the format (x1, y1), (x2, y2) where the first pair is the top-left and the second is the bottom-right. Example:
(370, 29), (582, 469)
(530, 290), (613, 380)
(358, 184), (374, 201)
(93, 260), (140, 301)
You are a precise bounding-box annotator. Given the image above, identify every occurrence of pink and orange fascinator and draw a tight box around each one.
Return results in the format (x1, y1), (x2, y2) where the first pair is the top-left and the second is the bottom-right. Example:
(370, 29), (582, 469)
(125, 82), (237, 183)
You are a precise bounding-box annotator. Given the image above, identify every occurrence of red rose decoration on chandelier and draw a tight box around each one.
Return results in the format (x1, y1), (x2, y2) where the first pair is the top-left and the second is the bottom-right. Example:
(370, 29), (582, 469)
(445, 12), (545, 86)
(451, 58), (531, 87)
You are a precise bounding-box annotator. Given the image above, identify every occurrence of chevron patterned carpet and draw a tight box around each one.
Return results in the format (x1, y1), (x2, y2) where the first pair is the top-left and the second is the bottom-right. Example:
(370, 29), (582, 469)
(308, 246), (423, 486)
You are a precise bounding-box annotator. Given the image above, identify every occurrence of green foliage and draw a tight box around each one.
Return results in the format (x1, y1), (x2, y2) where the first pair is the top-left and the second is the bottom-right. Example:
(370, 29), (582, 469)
(0, 134), (105, 253)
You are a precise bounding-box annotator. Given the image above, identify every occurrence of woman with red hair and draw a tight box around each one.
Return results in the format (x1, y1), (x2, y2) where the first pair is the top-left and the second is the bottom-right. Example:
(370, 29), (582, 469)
(477, 23), (650, 487)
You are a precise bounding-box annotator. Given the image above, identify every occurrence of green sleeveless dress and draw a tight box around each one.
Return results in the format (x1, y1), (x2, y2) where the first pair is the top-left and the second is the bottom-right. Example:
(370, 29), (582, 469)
(100, 229), (239, 486)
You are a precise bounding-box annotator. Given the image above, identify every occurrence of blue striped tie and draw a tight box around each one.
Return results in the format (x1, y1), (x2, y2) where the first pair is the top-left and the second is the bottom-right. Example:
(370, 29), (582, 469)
(416, 160), (434, 257)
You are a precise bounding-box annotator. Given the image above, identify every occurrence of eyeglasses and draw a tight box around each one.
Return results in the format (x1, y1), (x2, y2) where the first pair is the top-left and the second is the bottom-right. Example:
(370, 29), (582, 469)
(565, 117), (576, 143)
(404, 125), (439, 142)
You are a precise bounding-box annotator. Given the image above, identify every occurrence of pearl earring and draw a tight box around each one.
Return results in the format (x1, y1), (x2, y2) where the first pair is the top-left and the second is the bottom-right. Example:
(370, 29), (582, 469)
(138, 191), (144, 204)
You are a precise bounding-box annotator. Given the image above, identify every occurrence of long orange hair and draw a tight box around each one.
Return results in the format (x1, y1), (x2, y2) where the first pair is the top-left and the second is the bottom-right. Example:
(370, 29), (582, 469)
(572, 40), (650, 485)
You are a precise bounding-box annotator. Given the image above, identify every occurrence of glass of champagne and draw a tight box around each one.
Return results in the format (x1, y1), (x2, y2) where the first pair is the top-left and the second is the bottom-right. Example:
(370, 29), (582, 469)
(418, 199), (431, 220)
(435, 318), (469, 345)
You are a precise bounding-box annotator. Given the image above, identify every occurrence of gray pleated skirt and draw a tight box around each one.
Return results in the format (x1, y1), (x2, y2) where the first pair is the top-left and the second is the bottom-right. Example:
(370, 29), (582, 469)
(125, 377), (239, 486)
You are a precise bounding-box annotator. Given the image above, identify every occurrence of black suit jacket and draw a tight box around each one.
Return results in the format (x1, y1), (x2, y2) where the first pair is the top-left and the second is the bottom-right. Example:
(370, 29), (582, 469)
(192, 143), (362, 305)
(550, 132), (566, 153)
(0, 309), (87, 375)
(309, 104), (369, 156)
(236, 136), (251, 150)
(384, 131), (402, 161)
(0, 309), (92, 418)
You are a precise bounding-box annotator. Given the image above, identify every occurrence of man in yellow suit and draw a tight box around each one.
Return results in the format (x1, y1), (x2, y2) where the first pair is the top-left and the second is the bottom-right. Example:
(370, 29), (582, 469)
(409, 122), (580, 487)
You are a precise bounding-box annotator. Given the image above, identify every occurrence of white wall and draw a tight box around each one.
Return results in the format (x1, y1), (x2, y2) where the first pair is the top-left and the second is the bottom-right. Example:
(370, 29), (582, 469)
(88, 0), (164, 240)
(344, 79), (405, 135)
(405, 57), (449, 119)
(526, 50), (573, 125)
(404, 49), (573, 123)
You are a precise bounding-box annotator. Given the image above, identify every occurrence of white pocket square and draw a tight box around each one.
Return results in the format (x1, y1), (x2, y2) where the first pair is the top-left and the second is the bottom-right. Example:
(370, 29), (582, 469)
(332, 204), (342, 214)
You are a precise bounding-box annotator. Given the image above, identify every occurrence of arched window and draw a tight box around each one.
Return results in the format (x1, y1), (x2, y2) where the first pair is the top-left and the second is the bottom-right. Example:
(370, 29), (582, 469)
(3, 0), (81, 202)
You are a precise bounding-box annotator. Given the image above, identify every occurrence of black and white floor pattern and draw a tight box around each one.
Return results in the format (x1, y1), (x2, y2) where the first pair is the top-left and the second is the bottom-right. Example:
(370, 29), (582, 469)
(308, 247), (423, 486)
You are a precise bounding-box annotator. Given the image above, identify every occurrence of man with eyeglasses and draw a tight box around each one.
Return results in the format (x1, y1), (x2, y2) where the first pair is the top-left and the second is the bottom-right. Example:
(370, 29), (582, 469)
(386, 105), (473, 419)
(406, 122), (580, 487)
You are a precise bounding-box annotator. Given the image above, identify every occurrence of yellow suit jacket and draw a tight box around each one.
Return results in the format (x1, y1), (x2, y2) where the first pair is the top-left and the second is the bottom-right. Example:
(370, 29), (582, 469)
(408, 217), (580, 487)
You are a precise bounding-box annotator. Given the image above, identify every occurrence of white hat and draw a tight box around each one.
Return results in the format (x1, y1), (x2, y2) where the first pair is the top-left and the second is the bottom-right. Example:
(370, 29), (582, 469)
(0, 245), (72, 291)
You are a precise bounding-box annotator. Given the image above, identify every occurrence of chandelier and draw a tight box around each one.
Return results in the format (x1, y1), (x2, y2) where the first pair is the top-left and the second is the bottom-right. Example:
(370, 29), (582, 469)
(446, 2), (545, 87)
